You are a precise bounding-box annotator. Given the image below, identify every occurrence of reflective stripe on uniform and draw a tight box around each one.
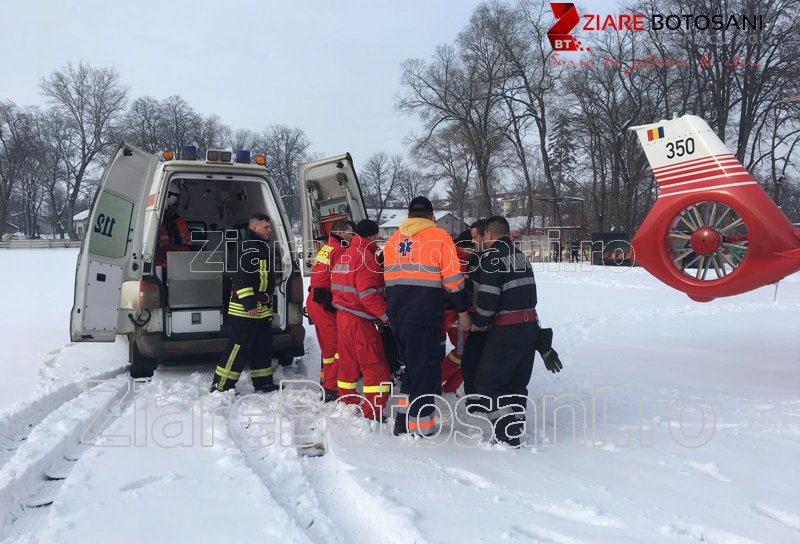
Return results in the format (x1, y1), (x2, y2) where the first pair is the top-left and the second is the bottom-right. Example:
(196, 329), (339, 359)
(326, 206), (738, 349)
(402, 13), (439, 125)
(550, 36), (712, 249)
(215, 366), (241, 380)
(228, 301), (273, 319)
(442, 273), (463, 284)
(384, 263), (441, 274)
(333, 304), (378, 321)
(236, 287), (255, 298)
(447, 351), (462, 365)
(337, 380), (358, 390)
(502, 276), (536, 291)
(322, 355), (336, 364)
(477, 284), (501, 295)
(385, 278), (442, 289)
(250, 367), (273, 378)
(259, 259), (269, 292)
(408, 413), (436, 433)
(331, 283), (357, 293)
(362, 384), (391, 394)
(216, 344), (241, 390)
(395, 396), (409, 414)
(358, 287), (377, 299)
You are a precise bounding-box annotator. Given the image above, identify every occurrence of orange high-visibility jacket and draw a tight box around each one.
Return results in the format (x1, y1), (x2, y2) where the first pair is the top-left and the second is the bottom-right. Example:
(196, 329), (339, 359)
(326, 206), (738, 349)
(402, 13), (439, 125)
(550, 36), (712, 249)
(383, 218), (468, 327)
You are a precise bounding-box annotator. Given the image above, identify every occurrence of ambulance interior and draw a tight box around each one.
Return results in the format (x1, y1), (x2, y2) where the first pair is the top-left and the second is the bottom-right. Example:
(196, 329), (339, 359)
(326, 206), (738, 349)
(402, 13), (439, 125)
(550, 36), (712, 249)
(158, 177), (289, 335)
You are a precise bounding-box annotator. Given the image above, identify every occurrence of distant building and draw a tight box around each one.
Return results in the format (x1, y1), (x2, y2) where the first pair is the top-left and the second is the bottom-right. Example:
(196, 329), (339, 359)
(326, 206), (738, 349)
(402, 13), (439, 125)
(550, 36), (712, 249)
(73, 209), (90, 240)
(6, 212), (60, 238)
(377, 210), (468, 238)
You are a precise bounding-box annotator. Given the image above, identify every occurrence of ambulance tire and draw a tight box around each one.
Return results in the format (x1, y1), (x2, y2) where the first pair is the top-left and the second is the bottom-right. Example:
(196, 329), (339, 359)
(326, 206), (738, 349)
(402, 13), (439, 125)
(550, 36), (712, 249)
(128, 335), (158, 378)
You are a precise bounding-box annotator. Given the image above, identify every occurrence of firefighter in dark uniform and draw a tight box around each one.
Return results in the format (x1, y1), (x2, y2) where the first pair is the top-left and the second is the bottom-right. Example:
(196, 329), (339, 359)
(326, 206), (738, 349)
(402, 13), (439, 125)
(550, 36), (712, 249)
(470, 216), (539, 447)
(461, 219), (487, 398)
(211, 212), (277, 393)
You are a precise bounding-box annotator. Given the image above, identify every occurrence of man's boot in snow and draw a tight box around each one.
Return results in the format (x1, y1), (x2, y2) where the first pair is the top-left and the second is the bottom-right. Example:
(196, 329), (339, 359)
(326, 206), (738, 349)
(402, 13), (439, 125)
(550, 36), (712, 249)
(393, 414), (408, 436)
(492, 414), (525, 448)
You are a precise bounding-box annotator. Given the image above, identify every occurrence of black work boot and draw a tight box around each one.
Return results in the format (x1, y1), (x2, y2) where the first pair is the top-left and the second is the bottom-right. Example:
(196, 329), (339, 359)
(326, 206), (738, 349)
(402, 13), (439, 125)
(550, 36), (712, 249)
(393, 414), (408, 436)
(323, 388), (339, 403)
(254, 383), (279, 394)
(492, 415), (524, 448)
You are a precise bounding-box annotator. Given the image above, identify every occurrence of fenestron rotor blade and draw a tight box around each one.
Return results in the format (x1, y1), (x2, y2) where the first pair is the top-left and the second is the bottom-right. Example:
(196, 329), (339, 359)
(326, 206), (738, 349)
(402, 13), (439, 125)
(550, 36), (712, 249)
(713, 206), (732, 228)
(690, 205), (705, 228)
(679, 212), (699, 231)
(672, 248), (694, 263)
(710, 253), (724, 278)
(695, 256), (706, 279)
(719, 217), (744, 234)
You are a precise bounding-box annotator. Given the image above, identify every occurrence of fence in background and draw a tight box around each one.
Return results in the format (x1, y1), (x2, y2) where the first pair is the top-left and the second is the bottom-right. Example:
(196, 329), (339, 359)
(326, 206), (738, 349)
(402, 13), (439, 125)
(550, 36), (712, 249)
(0, 239), (81, 249)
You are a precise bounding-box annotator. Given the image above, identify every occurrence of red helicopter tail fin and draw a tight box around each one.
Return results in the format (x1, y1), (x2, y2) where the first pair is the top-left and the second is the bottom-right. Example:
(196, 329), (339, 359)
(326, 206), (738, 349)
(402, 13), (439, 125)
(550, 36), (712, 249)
(631, 115), (756, 199)
(629, 115), (800, 300)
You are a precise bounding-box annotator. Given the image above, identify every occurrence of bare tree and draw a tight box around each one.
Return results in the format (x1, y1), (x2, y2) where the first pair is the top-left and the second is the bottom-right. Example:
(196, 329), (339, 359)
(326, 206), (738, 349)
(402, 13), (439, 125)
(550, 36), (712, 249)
(227, 128), (260, 152)
(261, 124), (311, 225)
(412, 126), (475, 222)
(360, 152), (402, 224)
(123, 96), (163, 153)
(36, 107), (74, 238)
(195, 115), (230, 155)
(397, 31), (507, 216)
(39, 62), (128, 238)
(160, 95), (200, 158)
(0, 102), (38, 235)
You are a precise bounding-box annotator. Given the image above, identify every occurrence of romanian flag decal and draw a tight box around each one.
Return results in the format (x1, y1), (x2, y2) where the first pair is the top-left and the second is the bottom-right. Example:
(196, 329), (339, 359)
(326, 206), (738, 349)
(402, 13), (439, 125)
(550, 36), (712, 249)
(647, 126), (665, 141)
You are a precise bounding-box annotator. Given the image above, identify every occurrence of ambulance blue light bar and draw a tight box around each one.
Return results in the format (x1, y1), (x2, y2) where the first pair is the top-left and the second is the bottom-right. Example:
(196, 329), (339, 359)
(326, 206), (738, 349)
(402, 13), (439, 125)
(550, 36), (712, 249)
(235, 150), (251, 164)
(181, 145), (197, 160)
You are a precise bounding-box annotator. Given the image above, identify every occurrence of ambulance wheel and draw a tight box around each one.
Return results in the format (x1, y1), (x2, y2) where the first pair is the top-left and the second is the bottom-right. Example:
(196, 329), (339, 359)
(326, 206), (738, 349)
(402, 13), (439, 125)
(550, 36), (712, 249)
(128, 336), (157, 378)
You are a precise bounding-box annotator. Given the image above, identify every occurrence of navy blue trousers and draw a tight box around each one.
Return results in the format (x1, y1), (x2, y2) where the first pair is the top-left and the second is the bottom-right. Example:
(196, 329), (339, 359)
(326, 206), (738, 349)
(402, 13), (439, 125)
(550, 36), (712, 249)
(391, 323), (445, 418)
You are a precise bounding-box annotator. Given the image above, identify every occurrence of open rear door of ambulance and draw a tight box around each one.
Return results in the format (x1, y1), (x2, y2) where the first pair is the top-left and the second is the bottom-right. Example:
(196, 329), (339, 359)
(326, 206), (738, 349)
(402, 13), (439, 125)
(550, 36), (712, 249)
(298, 153), (368, 276)
(70, 143), (158, 341)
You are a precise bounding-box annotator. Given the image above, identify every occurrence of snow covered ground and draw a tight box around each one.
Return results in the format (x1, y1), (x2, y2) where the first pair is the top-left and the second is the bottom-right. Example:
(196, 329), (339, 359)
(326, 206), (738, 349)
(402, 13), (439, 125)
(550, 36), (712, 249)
(0, 248), (798, 543)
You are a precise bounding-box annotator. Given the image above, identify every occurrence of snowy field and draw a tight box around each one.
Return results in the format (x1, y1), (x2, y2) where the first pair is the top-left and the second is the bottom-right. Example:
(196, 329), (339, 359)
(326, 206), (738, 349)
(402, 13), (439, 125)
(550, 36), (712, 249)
(0, 248), (798, 543)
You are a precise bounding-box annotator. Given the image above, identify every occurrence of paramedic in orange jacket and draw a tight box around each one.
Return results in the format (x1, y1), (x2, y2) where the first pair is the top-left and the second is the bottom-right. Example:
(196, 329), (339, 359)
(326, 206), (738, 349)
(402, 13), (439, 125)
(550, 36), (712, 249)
(306, 220), (354, 402)
(331, 220), (391, 420)
(383, 197), (471, 436)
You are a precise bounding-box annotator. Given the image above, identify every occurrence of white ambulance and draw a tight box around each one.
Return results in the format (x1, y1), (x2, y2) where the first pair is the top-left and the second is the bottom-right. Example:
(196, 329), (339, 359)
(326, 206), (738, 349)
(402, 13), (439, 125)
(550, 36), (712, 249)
(70, 144), (366, 378)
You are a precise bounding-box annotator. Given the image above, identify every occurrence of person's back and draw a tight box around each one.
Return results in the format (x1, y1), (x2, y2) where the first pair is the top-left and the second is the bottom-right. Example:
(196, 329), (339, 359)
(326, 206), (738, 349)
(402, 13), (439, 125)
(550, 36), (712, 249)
(331, 220), (390, 420)
(383, 197), (470, 436)
(383, 217), (465, 326)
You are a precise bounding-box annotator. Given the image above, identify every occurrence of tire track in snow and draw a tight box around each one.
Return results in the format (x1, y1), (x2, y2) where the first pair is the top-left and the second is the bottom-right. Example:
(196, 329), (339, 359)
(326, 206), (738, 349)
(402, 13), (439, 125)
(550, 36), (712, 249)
(0, 377), (136, 543)
(0, 343), (127, 472)
(227, 373), (426, 544)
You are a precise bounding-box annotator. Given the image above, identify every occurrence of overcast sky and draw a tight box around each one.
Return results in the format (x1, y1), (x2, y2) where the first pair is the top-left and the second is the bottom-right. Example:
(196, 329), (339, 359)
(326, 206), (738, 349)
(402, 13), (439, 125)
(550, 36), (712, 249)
(1, 0), (495, 162)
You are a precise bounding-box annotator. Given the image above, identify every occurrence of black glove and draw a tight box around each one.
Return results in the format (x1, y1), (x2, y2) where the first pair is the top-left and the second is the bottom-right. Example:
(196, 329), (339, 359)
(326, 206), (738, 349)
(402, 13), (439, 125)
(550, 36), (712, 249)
(535, 327), (563, 373)
(312, 287), (336, 313)
(540, 348), (563, 373)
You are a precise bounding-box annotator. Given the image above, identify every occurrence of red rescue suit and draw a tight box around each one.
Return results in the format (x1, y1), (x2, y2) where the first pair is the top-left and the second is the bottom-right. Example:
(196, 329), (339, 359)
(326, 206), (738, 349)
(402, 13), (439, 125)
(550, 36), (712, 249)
(331, 234), (391, 419)
(305, 234), (347, 391)
(440, 245), (471, 394)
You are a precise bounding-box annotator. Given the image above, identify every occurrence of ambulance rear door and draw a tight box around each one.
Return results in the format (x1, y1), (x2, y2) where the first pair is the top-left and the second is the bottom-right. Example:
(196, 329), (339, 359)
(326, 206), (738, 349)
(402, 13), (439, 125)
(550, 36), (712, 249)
(70, 143), (158, 341)
(297, 153), (367, 276)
